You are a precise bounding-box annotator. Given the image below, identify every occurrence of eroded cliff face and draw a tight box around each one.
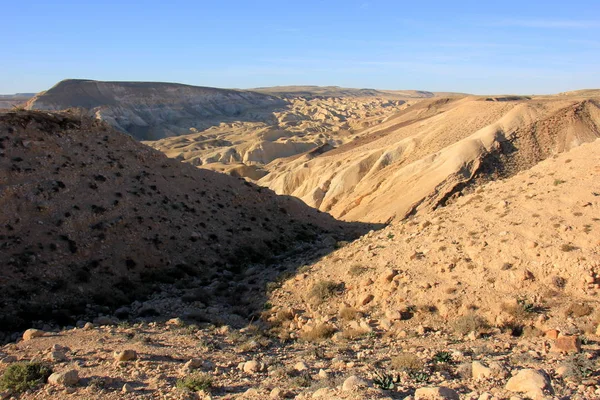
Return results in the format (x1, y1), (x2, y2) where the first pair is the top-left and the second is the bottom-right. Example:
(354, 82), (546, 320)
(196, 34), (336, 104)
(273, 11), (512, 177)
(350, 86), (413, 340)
(25, 79), (287, 140)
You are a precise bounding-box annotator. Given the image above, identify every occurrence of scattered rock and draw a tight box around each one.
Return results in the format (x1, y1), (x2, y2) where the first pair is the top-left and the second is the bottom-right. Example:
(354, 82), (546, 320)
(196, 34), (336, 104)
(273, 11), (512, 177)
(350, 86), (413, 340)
(544, 329), (559, 339)
(414, 386), (460, 400)
(551, 335), (581, 353)
(358, 294), (374, 306)
(122, 383), (134, 393)
(506, 369), (554, 398)
(243, 360), (261, 374)
(113, 349), (137, 362)
(48, 370), (79, 386)
(294, 361), (308, 371)
(342, 375), (367, 391)
(22, 329), (45, 341)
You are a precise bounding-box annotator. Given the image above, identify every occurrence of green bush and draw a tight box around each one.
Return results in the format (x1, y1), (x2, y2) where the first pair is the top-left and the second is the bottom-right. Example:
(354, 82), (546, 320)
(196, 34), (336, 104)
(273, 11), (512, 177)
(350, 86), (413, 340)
(176, 372), (213, 392)
(0, 362), (52, 393)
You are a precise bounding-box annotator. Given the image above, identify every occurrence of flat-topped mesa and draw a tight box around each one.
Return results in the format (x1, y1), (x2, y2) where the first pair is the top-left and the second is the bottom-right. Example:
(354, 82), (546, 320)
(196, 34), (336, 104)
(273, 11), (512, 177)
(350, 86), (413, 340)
(25, 79), (287, 140)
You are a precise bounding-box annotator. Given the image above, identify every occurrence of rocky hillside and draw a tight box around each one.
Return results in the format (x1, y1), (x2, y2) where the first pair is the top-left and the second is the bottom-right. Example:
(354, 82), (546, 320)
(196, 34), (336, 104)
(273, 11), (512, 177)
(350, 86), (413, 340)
(24, 80), (287, 140)
(260, 95), (600, 223)
(0, 138), (598, 400)
(0, 110), (372, 335)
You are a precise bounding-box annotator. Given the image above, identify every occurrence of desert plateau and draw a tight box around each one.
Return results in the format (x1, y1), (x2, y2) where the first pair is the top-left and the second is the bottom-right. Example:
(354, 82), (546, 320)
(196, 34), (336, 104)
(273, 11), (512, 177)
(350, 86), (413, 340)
(2, 2), (600, 399)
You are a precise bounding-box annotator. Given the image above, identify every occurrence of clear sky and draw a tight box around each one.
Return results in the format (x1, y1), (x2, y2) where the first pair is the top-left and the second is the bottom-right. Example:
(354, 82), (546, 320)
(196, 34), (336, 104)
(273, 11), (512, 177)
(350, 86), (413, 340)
(2, 0), (599, 94)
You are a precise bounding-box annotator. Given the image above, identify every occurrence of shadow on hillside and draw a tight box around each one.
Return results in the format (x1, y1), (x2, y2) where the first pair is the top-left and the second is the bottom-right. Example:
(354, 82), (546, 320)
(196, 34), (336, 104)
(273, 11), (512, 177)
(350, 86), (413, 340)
(135, 207), (384, 329)
(0, 108), (384, 340)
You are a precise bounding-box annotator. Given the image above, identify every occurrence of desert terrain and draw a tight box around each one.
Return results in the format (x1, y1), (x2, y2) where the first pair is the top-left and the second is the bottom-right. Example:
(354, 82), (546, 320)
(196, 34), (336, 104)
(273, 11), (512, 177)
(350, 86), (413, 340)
(1, 82), (599, 400)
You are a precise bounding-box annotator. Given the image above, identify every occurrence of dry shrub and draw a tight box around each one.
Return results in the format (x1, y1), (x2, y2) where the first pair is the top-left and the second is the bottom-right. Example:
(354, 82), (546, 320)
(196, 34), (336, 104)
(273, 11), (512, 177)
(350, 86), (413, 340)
(391, 352), (423, 372)
(451, 313), (489, 335)
(300, 324), (335, 342)
(560, 243), (577, 252)
(309, 280), (338, 304)
(348, 264), (368, 276)
(270, 309), (294, 327)
(339, 307), (360, 321)
(342, 327), (371, 339)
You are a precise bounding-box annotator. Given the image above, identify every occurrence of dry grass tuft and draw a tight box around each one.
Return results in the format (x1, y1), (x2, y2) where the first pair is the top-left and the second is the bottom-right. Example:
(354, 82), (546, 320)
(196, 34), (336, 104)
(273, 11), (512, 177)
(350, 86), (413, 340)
(451, 313), (489, 335)
(391, 352), (423, 372)
(339, 307), (360, 321)
(309, 280), (338, 304)
(300, 324), (335, 342)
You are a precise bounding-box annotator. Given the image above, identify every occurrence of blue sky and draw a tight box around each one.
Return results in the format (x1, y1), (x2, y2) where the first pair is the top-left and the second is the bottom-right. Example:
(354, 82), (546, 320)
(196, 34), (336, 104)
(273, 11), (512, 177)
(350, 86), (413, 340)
(2, 0), (599, 94)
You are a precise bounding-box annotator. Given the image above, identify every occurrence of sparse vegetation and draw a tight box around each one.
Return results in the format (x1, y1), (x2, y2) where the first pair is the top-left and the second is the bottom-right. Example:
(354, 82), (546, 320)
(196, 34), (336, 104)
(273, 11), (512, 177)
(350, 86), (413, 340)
(561, 354), (597, 382)
(432, 351), (453, 364)
(0, 362), (52, 393)
(372, 370), (400, 390)
(339, 306), (360, 321)
(391, 352), (423, 372)
(560, 243), (577, 252)
(176, 372), (213, 392)
(348, 264), (368, 276)
(309, 280), (338, 304)
(300, 323), (335, 342)
(452, 313), (489, 335)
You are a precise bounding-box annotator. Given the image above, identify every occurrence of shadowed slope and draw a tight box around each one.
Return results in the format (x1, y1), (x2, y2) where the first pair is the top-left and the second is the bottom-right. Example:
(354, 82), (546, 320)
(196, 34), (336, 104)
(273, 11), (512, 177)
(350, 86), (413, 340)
(0, 110), (375, 332)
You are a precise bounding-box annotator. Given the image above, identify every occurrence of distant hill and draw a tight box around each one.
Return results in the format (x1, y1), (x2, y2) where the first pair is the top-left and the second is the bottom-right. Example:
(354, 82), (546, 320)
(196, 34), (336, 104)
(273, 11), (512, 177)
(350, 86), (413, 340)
(0, 93), (36, 109)
(25, 79), (287, 140)
(251, 85), (436, 99)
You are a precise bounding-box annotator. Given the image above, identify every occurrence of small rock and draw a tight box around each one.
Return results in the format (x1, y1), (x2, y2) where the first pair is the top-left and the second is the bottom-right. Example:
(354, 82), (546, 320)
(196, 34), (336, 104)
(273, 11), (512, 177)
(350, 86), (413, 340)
(294, 361), (308, 371)
(22, 329), (45, 341)
(358, 294), (374, 306)
(544, 329), (559, 339)
(312, 387), (331, 398)
(472, 361), (508, 380)
(414, 386), (460, 400)
(243, 360), (260, 374)
(113, 349), (137, 362)
(48, 370), (79, 386)
(342, 375), (367, 391)
(270, 387), (286, 398)
(49, 350), (68, 362)
(167, 317), (183, 326)
(245, 388), (259, 396)
(505, 369), (554, 398)
(551, 335), (581, 353)
(83, 322), (94, 330)
(122, 383), (134, 393)
(318, 369), (329, 379)
(183, 358), (203, 370)
(472, 361), (492, 380)
(380, 269), (398, 282)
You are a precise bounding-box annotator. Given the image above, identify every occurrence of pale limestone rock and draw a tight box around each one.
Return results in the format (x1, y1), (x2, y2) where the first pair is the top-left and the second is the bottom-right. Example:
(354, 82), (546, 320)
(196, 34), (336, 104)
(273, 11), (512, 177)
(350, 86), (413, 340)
(506, 369), (553, 398)
(48, 370), (79, 386)
(414, 386), (460, 400)
(113, 349), (137, 362)
(342, 375), (367, 391)
(22, 329), (45, 341)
